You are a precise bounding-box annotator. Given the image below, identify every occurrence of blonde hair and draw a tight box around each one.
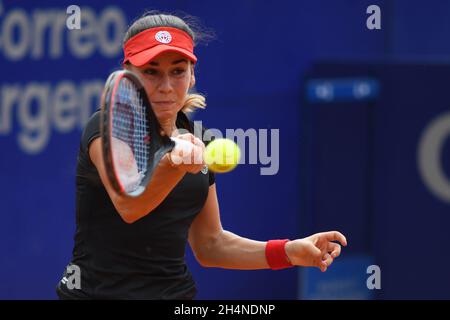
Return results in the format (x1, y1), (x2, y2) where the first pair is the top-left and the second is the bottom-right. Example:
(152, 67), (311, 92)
(182, 92), (206, 113)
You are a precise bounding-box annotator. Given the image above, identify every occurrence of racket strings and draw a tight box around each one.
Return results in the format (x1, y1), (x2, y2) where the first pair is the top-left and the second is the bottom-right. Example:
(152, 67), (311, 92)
(112, 78), (150, 192)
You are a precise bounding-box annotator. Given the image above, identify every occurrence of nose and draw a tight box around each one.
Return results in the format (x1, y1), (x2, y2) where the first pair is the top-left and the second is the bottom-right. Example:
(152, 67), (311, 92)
(158, 73), (173, 94)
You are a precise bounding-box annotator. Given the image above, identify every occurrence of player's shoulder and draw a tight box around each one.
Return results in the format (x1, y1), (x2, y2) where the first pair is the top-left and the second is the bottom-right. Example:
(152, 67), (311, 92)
(179, 112), (213, 143)
(80, 108), (101, 152)
(176, 111), (207, 131)
(86, 109), (101, 126)
(83, 109), (101, 131)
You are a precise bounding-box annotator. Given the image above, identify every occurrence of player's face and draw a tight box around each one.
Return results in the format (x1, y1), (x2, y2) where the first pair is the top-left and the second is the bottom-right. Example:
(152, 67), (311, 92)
(126, 51), (195, 122)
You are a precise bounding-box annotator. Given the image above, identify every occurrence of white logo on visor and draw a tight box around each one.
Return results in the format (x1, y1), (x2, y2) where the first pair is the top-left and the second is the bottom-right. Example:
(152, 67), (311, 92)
(155, 31), (172, 44)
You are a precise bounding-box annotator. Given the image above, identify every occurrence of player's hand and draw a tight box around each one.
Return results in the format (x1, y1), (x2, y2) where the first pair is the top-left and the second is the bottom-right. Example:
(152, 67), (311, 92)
(168, 133), (206, 174)
(285, 231), (347, 272)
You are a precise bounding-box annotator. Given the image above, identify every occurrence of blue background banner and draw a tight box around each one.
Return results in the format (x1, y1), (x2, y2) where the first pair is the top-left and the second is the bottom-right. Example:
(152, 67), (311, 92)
(303, 63), (450, 299)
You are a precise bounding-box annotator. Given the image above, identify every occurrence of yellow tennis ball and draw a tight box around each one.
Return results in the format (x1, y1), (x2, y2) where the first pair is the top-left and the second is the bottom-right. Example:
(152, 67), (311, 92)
(204, 138), (241, 173)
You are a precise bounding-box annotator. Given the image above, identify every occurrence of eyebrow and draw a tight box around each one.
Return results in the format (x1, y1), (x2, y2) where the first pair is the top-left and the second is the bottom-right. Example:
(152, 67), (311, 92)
(148, 59), (188, 66)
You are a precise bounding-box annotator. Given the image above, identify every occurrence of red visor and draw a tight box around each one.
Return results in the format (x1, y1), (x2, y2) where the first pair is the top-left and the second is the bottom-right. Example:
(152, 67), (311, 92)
(123, 27), (197, 66)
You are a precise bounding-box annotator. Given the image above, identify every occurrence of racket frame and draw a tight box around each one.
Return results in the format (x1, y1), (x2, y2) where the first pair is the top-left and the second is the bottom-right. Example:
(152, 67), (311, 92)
(100, 70), (175, 196)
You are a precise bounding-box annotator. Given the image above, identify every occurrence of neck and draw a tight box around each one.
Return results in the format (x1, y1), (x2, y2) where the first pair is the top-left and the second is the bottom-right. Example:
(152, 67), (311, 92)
(159, 118), (177, 137)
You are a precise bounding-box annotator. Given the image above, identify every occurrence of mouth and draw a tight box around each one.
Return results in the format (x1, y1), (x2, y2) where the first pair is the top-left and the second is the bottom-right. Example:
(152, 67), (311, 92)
(152, 101), (175, 106)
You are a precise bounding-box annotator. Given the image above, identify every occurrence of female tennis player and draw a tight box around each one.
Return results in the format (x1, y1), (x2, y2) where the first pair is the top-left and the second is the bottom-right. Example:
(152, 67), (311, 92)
(56, 12), (347, 300)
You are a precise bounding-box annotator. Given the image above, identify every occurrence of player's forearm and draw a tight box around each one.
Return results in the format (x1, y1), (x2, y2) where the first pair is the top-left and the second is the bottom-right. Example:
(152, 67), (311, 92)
(200, 230), (270, 270)
(117, 155), (185, 222)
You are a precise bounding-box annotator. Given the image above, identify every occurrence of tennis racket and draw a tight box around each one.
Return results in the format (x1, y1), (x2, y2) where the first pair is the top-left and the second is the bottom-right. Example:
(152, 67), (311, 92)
(100, 70), (193, 196)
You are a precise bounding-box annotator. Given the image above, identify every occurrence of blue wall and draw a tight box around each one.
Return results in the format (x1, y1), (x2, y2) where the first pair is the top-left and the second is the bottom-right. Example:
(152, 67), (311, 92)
(1, 0), (449, 299)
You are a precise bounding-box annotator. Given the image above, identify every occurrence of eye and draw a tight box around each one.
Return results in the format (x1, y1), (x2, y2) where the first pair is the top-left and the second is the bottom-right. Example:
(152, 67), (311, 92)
(143, 68), (158, 76)
(172, 68), (186, 76)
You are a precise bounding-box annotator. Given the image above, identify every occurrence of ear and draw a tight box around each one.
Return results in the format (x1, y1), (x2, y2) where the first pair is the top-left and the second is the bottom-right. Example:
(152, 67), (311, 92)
(190, 74), (196, 89)
(189, 65), (196, 89)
